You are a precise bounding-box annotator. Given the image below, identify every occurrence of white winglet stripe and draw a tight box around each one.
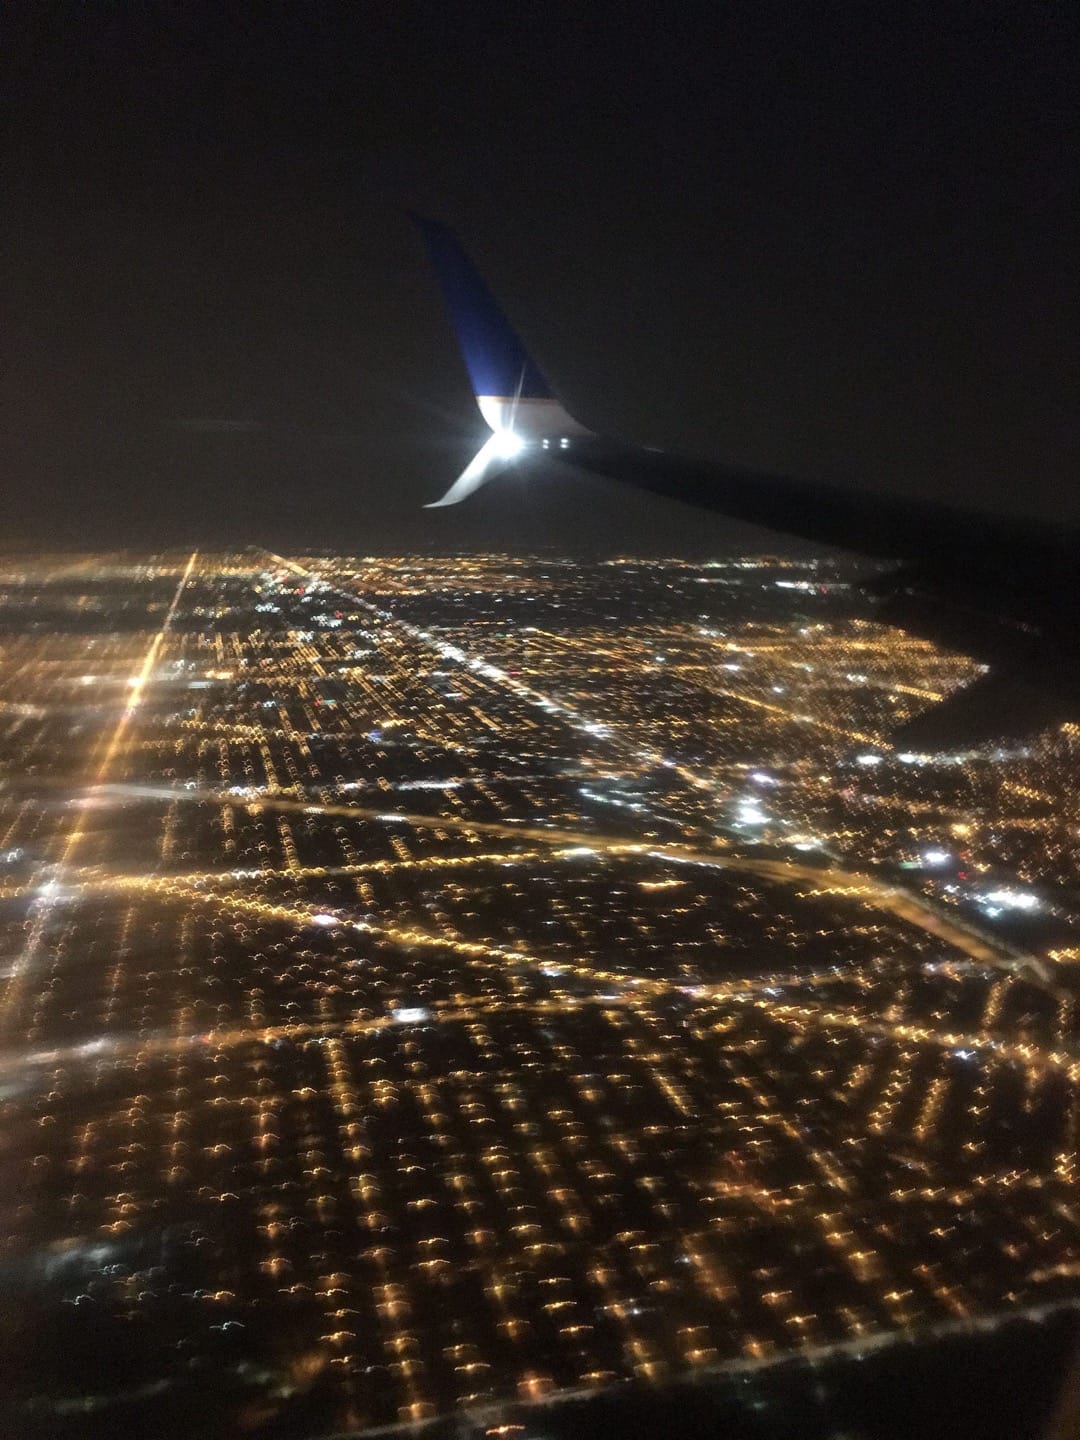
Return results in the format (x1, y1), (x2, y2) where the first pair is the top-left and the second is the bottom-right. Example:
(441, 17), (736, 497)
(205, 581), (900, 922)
(424, 433), (509, 508)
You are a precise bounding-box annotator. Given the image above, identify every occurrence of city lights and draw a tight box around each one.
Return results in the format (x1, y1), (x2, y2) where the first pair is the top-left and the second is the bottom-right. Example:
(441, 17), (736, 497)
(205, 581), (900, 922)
(0, 548), (1078, 1435)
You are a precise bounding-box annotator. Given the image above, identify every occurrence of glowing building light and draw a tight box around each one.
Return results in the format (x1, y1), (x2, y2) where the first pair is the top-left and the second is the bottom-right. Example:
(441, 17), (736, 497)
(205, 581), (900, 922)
(977, 889), (1042, 913)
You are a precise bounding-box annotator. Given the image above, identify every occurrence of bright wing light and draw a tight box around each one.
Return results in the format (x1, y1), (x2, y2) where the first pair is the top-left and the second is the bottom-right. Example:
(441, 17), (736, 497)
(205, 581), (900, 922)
(491, 428), (524, 459)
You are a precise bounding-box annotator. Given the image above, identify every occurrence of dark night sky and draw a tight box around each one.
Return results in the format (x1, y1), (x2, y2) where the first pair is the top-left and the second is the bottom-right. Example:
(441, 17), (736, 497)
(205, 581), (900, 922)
(4, 3), (1078, 553)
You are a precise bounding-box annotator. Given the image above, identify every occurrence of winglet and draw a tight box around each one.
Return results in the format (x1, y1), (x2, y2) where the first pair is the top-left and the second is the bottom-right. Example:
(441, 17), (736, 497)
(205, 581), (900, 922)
(413, 216), (591, 505)
(422, 431), (518, 509)
(412, 215), (553, 407)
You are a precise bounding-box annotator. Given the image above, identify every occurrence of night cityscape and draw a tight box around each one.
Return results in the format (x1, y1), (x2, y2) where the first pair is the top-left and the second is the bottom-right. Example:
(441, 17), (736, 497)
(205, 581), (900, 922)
(2, 550), (1079, 1437)
(7, 5), (1079, 1435)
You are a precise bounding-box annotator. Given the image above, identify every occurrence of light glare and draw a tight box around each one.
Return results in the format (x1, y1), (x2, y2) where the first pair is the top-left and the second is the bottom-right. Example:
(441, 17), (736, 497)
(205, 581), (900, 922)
(491, 428), (525, 459)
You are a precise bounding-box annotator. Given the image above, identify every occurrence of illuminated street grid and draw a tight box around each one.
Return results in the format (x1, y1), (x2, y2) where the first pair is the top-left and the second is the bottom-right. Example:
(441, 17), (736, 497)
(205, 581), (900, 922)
(1, 551), (1080, 1433)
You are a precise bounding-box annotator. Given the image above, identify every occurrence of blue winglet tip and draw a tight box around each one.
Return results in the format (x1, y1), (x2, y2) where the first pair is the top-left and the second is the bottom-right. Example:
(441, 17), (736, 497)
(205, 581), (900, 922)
(411, 215), (552, 403)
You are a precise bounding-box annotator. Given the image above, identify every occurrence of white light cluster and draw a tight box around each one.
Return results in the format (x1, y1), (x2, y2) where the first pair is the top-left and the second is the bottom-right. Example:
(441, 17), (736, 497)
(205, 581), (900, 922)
(976, 888), (1042, 915)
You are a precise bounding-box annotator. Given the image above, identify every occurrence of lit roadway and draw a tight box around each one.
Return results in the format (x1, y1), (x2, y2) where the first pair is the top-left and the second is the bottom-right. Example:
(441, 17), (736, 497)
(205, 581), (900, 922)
(90, 781), (1050, 985)
(342, 1294), (1080, 1440)
(254, 548), (1052, 986)
(0, 778), (1059, 1081)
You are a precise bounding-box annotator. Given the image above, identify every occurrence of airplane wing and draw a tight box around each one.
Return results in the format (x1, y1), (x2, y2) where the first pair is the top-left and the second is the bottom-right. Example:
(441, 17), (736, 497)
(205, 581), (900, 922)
(414, 216), (1080, 747)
